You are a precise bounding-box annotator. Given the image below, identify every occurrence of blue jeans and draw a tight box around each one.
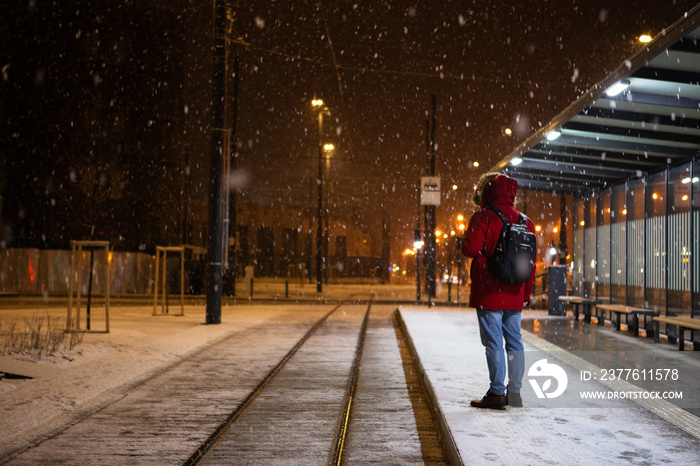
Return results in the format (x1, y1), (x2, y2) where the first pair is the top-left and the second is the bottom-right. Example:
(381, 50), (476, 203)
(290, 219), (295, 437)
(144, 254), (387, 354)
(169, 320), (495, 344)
(476, 309), (524, 396)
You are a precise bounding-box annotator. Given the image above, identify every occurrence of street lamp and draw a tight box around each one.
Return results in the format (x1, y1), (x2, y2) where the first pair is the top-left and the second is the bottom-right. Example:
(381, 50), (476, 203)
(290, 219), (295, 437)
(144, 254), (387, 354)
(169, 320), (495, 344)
(312, 98), (327, 292)
(323, 143), (334, 285)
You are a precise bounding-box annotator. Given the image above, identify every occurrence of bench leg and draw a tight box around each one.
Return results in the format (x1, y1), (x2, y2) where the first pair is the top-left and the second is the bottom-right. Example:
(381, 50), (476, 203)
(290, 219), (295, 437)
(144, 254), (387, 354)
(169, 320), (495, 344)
(679, 327), (685, 351)
(598, 308), (605, 326)
(573, 304), (579, 321)
(654, 321), (659, 343)
(632, 314), (639, 337)
(615, 312), (621, 331)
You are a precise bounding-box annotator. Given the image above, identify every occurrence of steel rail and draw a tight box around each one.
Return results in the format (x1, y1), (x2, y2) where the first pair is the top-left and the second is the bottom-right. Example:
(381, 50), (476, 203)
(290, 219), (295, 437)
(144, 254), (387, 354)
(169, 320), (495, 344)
(329, 301), (372, 465)
(184, 302), (344, 466)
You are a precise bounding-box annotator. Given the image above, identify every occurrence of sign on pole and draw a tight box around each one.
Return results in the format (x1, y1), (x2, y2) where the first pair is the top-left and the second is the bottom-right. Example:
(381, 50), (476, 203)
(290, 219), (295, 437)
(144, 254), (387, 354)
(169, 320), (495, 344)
(420, 176), (441, 206)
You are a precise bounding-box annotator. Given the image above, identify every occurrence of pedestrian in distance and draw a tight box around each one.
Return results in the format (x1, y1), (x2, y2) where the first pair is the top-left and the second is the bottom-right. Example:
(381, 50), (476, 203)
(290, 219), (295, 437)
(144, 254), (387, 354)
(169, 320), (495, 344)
(461, 173), (537, 410)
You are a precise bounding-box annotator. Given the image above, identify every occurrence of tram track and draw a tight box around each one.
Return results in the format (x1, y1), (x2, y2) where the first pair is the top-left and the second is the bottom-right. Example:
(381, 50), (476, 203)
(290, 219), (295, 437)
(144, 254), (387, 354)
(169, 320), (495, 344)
(186, 301), (373, 466)
(2, 302), (446, 465)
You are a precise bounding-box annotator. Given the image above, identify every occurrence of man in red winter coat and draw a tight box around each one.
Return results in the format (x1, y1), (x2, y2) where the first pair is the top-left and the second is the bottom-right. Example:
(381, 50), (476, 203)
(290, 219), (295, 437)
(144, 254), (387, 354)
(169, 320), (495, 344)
(461, 173), (536, 409)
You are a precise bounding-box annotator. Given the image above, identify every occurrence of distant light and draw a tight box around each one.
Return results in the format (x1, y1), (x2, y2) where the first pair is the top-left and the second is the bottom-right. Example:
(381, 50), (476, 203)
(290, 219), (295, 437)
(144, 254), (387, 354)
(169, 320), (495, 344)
(312, 99), (324, 107)
(605, 80), (630, 96)
(622, 209), (627, 215)
(473, 161), (480, 167)
(549, 246), (557, 256)
(682, 177), (699, 184)
(546, 130), (561, 141)
(580, 220), (585, 226)
(323, 143), (334, 151)
(457, 214), (464, 221)
(435, 230), (441, 237)
(652, 192), (658, 200)
(450, 230), (456, 236)
(511, 157), (523, 166)
(443, 233), (448, 239)
(683, 195), (689, 201)
(591, 260), (596, 269)
(535, 225), (542, 232)
(639, 34), (652, 43)
(504, 128), (512, 136)
(459, 224), (465, 230)
(553, 227), (559, 233)
(452, 184), (458, 190)
(682, 177), (691, 184)
(414, 240), (424, 250)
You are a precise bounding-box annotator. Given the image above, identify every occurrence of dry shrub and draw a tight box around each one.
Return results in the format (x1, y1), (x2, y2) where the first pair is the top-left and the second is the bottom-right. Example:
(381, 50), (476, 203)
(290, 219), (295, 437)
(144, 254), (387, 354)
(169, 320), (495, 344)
(0, 313), (83, 358)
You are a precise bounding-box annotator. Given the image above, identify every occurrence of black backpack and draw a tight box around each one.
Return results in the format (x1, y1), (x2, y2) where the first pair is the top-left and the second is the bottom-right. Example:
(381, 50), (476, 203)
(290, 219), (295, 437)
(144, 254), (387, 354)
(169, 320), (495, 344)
(485, 206), (536, 284)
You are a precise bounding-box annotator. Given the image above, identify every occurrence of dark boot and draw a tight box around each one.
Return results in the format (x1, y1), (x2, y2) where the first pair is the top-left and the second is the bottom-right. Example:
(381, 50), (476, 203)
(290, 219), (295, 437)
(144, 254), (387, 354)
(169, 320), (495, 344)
(470, 390), (506, 410)
(506, 391), (523, 407)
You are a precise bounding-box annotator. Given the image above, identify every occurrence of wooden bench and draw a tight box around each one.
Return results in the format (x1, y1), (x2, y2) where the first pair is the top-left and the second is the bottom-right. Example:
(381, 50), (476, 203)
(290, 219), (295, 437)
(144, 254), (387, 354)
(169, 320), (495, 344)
(596, 304), (660, 337)
(558, 296), (598, 324)
(653, 316), (700, 351)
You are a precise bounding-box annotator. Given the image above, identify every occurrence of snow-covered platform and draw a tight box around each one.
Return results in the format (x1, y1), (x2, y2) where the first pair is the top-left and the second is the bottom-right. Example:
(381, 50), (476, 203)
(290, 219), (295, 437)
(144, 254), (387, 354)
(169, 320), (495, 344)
(397, 306), (700, 465)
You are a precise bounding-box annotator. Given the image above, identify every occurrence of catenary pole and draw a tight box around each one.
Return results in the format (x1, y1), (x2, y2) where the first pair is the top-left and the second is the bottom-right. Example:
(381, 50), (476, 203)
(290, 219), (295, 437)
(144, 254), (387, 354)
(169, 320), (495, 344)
(426, 95), (437, 299)
(316, 110), (324, 292)
(206, 0), (227, 324)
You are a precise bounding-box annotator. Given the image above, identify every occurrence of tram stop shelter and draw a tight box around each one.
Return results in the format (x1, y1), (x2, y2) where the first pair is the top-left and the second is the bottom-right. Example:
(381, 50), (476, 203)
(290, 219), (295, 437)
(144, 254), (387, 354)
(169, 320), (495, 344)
(488, 4), (700, 334)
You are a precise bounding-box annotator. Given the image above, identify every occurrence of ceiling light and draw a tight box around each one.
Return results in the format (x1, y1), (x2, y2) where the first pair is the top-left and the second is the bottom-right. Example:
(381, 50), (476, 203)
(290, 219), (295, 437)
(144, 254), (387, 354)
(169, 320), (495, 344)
(546, 130), (561, 141)
(511, 157), (523, 166)
(639, 35), (652, 43)
(605, 80), (630, 96)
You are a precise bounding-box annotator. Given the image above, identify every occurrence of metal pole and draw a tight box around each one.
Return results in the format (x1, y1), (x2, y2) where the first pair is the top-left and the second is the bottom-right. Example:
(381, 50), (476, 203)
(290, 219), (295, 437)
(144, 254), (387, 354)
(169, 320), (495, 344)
(86, 244), (94, 330)
(316, 111), (324, 293)
(426, 94), (437, 299)
(206, 0), (227, 325)
(225, 57), (239, 297)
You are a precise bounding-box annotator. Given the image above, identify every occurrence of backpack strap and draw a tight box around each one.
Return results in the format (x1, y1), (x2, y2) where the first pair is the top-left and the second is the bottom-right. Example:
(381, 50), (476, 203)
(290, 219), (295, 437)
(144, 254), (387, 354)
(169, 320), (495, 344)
(485, 206), (510, 226)
(487, 206), (528, 226)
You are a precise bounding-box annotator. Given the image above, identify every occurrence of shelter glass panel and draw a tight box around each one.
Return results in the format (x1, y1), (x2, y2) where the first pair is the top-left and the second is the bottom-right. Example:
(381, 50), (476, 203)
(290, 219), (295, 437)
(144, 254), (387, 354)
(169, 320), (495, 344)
(627, 179), (645, 307)
(668, 164), (691, 316)
(573, 198), (585, 295)
(645, 172), (666, 313)
(611, 185), (626, 304)
(694, 161), (700, 317)
(597, 191), (611, 301)
(583, 195), (597, 298)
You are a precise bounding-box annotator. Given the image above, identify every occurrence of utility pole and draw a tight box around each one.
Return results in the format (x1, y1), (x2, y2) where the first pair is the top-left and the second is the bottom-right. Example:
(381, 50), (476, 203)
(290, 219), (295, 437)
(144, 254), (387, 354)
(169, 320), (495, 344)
(206, 0), (227, 324)
(425, 95), (438, 300)
(316, 106), (324, 293)
(223, 57), (239, 297)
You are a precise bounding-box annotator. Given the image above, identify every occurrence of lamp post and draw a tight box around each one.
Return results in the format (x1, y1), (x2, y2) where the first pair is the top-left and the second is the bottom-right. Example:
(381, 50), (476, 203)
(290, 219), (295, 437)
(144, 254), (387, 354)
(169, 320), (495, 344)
(323, 143), (334, 285)
(312, 99), (326, 292)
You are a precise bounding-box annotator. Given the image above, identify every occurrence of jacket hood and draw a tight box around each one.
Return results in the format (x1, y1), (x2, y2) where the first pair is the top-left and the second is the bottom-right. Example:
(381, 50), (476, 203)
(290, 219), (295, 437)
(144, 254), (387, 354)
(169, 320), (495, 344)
(481, 174), (517, 207)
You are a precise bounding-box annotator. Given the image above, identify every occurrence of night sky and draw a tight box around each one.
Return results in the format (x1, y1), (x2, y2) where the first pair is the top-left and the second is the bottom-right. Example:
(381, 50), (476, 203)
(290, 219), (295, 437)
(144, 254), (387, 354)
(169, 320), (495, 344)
(229, 0), (699, 258)
(2, 0), (698, 262)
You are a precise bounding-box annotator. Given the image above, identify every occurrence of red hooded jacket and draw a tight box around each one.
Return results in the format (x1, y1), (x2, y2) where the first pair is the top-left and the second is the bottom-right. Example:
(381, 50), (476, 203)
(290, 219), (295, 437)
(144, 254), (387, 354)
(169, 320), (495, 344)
(461, 174), (536, 310)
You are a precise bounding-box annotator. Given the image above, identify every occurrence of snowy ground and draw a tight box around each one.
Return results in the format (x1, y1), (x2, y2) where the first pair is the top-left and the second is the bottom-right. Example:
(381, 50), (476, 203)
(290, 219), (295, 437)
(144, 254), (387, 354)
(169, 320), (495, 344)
(398, 307), (700, 465)
(0, 303), (324, 459)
